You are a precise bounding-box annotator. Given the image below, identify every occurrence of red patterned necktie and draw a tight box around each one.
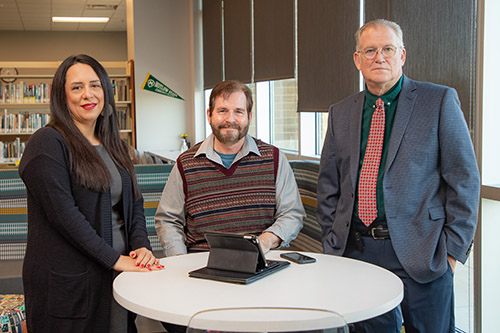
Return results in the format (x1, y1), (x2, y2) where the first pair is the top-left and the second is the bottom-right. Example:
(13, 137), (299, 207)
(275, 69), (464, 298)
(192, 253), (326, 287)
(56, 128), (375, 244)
(358, 98), (385, 226)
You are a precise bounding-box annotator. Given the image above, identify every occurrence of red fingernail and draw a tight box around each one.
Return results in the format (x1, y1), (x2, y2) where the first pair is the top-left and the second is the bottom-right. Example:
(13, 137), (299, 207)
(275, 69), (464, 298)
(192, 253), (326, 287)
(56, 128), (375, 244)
(140, 264), (144, 268)
(147, 264), (150, 268)
(135, 262), (139, 266)
(148, 268), (152, 271)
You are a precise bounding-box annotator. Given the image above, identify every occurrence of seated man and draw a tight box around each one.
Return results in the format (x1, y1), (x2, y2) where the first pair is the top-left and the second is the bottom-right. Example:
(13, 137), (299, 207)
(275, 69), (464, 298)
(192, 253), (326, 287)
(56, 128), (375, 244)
(155, 80), (305, 257)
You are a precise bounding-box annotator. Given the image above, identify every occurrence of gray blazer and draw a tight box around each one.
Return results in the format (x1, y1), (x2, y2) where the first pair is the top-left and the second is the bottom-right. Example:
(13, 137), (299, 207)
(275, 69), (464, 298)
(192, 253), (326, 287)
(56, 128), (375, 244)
(317, 76), (480, 284)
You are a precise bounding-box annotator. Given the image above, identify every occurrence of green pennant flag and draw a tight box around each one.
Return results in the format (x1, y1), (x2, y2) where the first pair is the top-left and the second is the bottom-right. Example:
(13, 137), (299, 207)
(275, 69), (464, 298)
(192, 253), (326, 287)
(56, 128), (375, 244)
(141, 73), (184, 100)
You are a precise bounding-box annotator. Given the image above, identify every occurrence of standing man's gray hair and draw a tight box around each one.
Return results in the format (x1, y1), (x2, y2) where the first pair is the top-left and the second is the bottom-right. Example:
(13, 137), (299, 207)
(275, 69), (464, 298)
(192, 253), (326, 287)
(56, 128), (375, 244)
(355, 19), (405, 50)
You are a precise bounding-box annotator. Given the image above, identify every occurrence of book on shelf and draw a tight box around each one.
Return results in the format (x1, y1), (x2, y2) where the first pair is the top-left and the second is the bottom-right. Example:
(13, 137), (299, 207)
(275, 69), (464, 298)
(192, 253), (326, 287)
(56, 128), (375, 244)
(0, 82), (51, 104)
(116, 109), (131, 130)
(1, 109), (50, 134)
(0, 137), (25, 164)
(111, 78), (130, 102)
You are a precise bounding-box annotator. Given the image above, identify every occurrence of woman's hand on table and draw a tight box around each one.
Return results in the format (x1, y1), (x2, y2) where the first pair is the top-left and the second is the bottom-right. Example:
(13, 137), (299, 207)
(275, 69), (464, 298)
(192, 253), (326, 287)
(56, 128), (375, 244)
(113, 248), (164, 272)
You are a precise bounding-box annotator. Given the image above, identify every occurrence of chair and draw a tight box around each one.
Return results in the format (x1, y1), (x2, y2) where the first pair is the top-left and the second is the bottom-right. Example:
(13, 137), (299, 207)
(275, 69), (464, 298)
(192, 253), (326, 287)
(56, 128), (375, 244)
(133, 164), (173, 254)
(0, 168), (28, 261)
(288, 160), (323, 253)
(186, 307), (348, 333)
(140, 152), (155, 164)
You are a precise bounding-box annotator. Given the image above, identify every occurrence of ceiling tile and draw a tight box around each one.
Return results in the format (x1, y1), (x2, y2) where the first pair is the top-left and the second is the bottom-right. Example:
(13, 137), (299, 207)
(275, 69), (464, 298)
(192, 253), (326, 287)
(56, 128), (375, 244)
(82, 9), (115, 17)
(52, 0), (86, 4)
(17, 0), (50, 3)
(52, 3), (86, 14)
(87, 0), (122, 4)
(18, 4), (51, 11)
(0, 2), (18, 10)
(0, 0), (126, 31)
(105, 21), (126, 30)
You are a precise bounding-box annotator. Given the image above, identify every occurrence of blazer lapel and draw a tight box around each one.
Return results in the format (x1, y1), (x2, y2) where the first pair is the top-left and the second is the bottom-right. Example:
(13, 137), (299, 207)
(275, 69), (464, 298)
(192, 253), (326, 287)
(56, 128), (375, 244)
(385, 76), (417, 172)
(350, 92), (364, 190)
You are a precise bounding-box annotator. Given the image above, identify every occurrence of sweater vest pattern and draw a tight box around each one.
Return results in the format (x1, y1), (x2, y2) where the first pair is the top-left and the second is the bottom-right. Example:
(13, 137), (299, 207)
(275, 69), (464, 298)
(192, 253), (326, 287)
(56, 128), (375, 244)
(178, 139), (277, 250)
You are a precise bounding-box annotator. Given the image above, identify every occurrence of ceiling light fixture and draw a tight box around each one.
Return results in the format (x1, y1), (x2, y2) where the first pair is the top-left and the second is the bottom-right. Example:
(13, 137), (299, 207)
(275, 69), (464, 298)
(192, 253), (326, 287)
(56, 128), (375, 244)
(52, 17), (109, 23)
(85, 4), (119, 10)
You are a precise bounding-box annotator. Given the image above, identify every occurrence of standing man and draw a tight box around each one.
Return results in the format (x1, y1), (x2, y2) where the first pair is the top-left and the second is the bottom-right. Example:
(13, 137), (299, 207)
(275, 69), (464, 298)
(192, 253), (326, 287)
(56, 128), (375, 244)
(156, 80), (304, 257)
(317, 19), (480, 332)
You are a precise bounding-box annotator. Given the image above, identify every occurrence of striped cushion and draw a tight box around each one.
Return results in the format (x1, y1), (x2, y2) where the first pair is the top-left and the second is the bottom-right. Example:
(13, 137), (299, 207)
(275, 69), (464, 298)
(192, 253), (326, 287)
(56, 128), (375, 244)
(134, 164), (172, 254)
(0, 169), (27, 260)
(287, 160), (323, 253)
(0, 165), (172, 261)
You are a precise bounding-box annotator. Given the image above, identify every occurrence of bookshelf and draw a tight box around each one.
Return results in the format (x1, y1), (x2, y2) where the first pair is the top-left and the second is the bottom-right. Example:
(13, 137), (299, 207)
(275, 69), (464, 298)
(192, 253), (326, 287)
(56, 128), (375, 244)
(0, 60), (136, 166)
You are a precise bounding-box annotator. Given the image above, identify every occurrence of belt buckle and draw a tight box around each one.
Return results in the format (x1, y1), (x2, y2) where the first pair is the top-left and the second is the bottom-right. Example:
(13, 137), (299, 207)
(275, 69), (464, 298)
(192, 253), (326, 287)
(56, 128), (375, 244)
(370, 227), (384, 240)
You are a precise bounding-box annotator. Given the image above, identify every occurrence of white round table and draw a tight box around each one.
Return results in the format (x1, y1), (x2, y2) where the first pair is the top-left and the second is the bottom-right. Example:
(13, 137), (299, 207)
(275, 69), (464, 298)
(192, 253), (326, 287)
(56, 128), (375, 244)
(113, 251), (403, 326)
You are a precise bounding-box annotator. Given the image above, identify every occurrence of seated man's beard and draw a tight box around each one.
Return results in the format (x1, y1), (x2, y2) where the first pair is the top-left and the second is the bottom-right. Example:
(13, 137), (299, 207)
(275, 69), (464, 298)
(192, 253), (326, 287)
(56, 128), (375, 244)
(212, 123), (249, 145)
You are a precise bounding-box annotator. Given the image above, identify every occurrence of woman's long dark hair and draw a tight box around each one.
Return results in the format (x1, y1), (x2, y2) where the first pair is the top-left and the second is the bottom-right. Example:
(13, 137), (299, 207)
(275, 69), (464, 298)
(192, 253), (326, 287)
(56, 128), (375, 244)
(48, 54), (140, 199)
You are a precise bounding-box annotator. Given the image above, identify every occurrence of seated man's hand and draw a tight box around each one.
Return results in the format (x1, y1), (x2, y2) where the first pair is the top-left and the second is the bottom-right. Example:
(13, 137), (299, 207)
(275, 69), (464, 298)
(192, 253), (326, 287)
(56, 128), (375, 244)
(258, 232), (281, 254)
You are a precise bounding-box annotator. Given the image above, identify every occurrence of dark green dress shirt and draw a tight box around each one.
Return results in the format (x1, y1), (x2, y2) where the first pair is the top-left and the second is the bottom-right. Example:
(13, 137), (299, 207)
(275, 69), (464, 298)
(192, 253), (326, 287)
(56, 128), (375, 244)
(352, 76), (403, 228)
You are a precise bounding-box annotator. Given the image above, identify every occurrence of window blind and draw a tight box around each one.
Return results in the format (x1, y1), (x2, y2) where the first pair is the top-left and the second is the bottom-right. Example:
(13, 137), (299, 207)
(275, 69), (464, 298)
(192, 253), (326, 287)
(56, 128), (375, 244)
(297, 0), (359, 112)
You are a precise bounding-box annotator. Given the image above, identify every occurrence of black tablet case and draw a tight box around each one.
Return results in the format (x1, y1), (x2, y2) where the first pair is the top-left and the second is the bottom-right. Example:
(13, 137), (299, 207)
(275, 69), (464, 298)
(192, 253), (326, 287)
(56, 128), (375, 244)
(188, 232), (290, 284)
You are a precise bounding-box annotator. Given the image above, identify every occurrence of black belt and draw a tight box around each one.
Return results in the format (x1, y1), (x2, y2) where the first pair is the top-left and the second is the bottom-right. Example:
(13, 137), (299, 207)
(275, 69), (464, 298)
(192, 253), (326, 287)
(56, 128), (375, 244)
(356, 226), (390, 240)
(349, 225), (390, 252)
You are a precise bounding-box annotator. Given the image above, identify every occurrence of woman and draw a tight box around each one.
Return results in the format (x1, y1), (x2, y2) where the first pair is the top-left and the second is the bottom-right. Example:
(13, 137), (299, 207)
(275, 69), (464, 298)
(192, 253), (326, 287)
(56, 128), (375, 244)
(19, 54), (163, 332)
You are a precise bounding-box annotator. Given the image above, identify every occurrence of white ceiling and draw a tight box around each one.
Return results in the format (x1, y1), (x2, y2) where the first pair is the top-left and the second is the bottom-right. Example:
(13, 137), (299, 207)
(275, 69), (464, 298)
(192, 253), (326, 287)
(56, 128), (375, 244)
(0, 0), (127, 32)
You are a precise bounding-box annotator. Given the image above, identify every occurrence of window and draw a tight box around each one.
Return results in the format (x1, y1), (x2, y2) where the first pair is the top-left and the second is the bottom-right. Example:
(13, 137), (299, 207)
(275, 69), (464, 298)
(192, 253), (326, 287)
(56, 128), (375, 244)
(268, 78), (298, 152)
(478, 1), (500, 331)
(300, 112), (329, 156)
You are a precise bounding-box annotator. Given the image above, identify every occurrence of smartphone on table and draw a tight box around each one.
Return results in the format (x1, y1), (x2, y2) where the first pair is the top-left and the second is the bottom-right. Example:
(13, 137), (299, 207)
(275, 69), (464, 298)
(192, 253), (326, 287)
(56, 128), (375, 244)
(280, 252), (316, 264)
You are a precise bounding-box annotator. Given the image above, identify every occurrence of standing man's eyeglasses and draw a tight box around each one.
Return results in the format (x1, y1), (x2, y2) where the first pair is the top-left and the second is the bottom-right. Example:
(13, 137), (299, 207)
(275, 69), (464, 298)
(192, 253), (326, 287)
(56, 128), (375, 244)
(357, 45), (402, 59)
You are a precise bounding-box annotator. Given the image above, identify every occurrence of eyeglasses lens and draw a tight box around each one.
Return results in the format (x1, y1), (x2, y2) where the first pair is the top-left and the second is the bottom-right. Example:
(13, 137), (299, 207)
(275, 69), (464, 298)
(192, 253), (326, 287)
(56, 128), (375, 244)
(362, 46), (397, 59)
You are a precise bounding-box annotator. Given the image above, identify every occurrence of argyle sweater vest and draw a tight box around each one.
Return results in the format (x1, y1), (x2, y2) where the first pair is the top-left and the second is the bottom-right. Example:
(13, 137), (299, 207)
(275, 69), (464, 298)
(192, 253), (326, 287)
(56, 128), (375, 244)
(177, 138), (278, 251)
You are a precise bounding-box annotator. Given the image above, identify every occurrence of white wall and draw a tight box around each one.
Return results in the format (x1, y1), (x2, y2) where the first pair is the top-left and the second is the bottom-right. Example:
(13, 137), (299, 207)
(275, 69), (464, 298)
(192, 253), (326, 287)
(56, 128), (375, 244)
(131, 0), (200, 153)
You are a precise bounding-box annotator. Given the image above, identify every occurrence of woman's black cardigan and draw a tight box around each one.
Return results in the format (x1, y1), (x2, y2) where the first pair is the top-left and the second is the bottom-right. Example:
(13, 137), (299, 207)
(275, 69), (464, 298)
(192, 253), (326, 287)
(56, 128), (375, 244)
(19, 126), (151, 332)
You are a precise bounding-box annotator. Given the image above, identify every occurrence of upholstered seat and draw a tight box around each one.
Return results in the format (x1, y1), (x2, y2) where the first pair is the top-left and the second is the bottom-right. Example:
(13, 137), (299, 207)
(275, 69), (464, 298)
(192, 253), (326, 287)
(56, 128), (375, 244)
(134, 164), (173, 254)
(288, 160), (323, 253)
(0, 169), (27, 261)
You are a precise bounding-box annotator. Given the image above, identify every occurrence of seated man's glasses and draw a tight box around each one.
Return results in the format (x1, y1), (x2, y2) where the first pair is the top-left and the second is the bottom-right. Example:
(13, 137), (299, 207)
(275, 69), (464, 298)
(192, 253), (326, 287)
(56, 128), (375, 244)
(357, 45), (401, 59)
